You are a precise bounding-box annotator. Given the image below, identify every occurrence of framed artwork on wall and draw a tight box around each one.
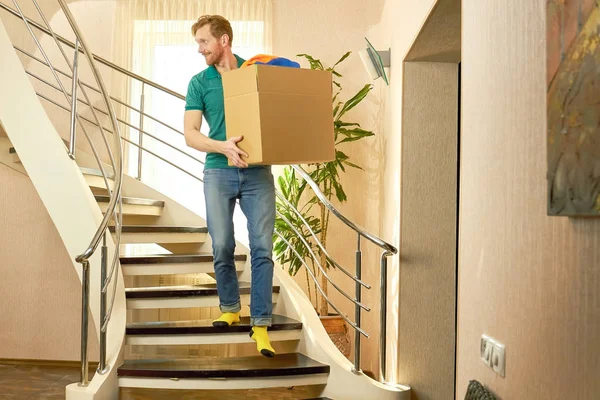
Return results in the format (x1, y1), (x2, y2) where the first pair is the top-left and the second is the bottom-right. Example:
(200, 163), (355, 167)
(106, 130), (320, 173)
(547, 0), (600, 216)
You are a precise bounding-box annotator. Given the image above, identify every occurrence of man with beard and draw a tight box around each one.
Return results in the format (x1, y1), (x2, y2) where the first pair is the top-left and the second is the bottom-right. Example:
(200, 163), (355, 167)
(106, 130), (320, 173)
(183, 15), (276, 358)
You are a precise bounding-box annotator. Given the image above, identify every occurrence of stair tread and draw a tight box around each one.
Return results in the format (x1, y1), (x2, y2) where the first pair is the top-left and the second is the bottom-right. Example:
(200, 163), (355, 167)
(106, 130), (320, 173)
(117, 353), (329, 379)
(80, 166), (114, 179)
(110, 225), (207, 234)
(125, 283), (280, 298)
(126, 315), (302, 335)
(94, 195), (164, 207)
(120, 253), (245, 265)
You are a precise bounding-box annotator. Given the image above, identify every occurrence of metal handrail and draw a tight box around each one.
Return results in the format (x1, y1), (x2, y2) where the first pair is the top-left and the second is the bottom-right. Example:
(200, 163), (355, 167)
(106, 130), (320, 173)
(25, 69), (204, 165)
(275, 232), (369, 337)
(276, 191), (371, 289)
(277, 211), (371, 313)
(291, 165), (397, 255)
(34, 91), (205, 182)
(14, 45), (187, 138)
(0, 2), (184, 100)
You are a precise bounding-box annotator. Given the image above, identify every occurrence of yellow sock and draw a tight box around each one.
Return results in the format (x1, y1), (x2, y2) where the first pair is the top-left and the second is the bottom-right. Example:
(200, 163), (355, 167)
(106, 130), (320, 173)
(212, 312), (241, 327)
(250, 326), (275, 357)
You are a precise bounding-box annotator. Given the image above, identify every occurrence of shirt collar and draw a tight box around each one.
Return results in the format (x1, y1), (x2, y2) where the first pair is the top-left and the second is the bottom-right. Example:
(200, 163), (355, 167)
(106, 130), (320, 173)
(206, 54), (245, 79)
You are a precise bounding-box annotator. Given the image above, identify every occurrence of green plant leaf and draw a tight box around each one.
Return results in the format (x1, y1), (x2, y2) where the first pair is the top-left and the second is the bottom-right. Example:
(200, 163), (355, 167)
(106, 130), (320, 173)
(332, 51), (351, 68)
(297, 53), (324, 70)
(332, 101), (343, 118)
(335, 121), (361, 128)
(344, 160), (362, 169)
(336, 128), (375, 144)
(336, 84), (373, 120)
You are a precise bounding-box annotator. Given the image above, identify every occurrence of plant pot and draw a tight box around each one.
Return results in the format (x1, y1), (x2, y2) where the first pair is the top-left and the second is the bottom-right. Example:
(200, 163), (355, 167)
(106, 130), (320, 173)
(319, 314), (351, 357)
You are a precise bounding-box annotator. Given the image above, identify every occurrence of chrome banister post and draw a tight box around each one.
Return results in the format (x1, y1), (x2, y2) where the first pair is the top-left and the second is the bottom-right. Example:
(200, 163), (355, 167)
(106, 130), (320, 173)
(98, 232), (108, 374)
(353, 233), (362, 374)
(78, 260), (90, 386)
(68, 38), (79, 159)
(379, 250), (391, 383)
(137, 82), (145, 181)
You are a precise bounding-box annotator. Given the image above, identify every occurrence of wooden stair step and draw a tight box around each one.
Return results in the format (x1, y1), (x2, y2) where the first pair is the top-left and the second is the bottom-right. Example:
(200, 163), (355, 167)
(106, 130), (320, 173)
(119, 253), (245, 275)
(111, 225), (207, 234)
(125, 315), (303, 345)
(120, 253), (243, 265)
(95, 195), (164, 216)
(126, 283), (279, 298)
(95, 195), (164, 207)
(80, 166), (114, 179)
(117, 353), (329, 379)
(125, 283), (280, 309)
(126, 314), (301, 335)
(110, 225), (209, 246)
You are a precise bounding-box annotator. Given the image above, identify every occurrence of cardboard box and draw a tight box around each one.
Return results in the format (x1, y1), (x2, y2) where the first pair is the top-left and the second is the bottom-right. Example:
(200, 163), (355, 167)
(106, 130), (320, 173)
(223, 65), (335, 166)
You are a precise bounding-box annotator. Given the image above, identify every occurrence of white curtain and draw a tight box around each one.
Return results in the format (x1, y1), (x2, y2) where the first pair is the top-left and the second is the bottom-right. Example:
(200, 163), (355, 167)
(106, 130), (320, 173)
(109, 0), (272, 251)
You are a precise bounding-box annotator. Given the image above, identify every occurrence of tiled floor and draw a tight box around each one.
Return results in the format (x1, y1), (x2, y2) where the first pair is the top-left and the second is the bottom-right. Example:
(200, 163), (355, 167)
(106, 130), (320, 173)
(0, 363), (325, 399)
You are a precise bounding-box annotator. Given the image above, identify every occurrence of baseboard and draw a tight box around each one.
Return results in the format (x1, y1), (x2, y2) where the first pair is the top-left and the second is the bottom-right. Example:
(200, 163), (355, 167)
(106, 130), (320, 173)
(0, 358), (99, 369)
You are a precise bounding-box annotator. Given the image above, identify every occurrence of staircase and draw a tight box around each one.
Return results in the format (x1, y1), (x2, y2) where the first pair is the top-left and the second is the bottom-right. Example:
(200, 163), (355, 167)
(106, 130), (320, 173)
(0, 2), (410, 399)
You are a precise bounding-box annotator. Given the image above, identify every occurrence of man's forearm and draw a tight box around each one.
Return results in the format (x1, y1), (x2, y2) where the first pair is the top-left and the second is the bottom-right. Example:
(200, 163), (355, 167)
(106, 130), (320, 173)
(184, 129), (224, 154)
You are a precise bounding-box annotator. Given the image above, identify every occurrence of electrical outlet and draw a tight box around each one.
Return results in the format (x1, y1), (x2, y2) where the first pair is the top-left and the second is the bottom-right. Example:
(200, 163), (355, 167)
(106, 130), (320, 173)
(480, 334), (493, 367)
(492, 340), (505, 377)
(481, 334), (505, 377)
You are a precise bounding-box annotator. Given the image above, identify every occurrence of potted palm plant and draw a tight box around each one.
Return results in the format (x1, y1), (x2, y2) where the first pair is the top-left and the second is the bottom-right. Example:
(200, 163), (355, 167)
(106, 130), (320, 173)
(273, 52), (375, 356)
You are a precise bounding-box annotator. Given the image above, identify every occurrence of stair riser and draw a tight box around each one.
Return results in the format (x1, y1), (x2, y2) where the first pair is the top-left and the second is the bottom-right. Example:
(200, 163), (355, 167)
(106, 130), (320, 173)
(121, 261), (243, 276)
(118, 374), (329, 390)
(114, 232), (207, 245)
(84, 174), (114, 191)
(126, 294), (279, 310)
(125, 330), (302, 346)
(99, 203), (162, 217)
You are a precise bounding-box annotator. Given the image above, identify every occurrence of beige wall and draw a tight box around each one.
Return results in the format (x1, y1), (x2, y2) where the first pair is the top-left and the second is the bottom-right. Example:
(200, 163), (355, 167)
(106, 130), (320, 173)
(399, 61), (458, 400)
(0, 164), (99, 361)
(457, 1), (600, 399)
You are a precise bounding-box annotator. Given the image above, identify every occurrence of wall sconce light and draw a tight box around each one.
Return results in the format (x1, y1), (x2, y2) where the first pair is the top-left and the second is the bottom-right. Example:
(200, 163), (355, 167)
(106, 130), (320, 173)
(359, 37), (390, 85)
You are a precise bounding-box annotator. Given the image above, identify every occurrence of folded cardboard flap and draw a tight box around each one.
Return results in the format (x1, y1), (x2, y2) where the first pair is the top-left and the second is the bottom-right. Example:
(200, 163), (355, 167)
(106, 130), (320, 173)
(223, 65), (335, 166)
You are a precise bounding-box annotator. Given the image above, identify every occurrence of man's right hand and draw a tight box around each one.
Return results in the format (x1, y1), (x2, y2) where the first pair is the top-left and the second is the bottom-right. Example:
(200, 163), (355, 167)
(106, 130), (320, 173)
(221, 136), (249, 168)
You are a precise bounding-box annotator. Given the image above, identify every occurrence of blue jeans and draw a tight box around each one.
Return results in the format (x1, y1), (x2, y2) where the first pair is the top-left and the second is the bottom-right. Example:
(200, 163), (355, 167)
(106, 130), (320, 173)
(203, 167), (275, 327)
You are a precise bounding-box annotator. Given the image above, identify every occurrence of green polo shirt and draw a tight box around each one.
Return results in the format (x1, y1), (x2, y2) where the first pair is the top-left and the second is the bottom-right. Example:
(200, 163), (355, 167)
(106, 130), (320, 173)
(185, 54), (245, 169)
